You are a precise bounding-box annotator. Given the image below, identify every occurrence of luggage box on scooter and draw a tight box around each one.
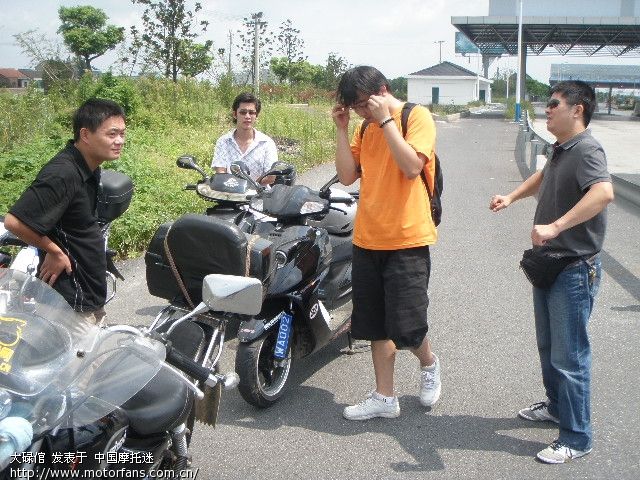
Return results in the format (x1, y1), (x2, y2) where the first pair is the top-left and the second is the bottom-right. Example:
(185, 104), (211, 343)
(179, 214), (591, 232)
(145, 214), (274, 305)
(97, 169), (134, 224)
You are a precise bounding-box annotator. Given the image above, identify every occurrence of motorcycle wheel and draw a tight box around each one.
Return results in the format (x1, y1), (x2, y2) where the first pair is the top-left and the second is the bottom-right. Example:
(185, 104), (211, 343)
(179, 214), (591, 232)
(236, 329), (292, 408)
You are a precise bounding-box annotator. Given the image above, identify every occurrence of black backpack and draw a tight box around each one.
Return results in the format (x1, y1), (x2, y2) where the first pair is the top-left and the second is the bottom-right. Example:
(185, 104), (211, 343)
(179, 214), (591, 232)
(360, 102), (443, 226)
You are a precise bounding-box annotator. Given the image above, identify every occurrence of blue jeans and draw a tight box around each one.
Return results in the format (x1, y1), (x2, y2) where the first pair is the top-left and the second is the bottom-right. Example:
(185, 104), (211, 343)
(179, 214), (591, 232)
(532, 255), (601, 451)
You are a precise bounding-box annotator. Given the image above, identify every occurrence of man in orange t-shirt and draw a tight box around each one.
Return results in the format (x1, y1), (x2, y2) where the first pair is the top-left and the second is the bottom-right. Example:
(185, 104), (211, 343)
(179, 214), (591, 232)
(332, 66), (441, 420)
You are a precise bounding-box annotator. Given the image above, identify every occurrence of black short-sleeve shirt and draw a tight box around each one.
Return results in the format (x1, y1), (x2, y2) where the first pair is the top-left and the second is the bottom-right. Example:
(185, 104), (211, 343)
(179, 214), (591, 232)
(534, 129), (611, 257)
(9, 141), (107, 311)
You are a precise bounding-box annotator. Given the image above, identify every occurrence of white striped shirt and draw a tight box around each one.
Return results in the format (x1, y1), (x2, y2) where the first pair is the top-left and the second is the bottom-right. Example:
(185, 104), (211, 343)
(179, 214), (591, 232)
(211, 129), (278, 180)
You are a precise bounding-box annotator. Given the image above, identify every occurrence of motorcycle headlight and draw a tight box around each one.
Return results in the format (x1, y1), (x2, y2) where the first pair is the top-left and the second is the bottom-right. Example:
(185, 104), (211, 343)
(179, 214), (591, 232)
(300, 202), (324, 215)
(250, 197), (264, 212)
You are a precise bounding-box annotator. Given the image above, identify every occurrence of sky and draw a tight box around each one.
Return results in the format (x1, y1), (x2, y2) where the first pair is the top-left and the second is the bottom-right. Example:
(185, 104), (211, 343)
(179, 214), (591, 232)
(1, 0), (639, 84)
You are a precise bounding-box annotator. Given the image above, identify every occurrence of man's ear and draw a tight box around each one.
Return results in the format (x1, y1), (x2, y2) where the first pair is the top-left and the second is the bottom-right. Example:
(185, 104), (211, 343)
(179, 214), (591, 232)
(78, 127), (90, 143)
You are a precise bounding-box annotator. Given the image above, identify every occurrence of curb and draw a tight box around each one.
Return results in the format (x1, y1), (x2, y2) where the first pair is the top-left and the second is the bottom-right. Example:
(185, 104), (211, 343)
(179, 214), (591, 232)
(432, 110), (470, 123)
(611, 174), (640, 208)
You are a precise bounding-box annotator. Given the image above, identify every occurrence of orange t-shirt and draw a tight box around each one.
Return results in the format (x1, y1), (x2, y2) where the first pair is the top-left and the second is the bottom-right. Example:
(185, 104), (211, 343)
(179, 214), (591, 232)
(350, 104), (437, 250)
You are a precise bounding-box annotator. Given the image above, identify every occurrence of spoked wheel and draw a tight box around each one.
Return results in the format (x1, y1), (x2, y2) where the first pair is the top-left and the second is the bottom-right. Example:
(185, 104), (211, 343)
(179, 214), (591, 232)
(236, 329), (292, 408)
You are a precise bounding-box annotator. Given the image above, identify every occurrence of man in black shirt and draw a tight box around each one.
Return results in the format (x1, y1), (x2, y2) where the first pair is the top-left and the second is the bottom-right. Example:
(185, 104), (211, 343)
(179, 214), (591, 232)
(4, 98), (126, 323)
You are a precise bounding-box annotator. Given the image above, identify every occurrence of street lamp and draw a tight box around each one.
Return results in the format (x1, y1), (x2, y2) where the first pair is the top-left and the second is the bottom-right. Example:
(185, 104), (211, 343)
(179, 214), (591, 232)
(514, 0), (524, 122)
(434, 40), (445, 63)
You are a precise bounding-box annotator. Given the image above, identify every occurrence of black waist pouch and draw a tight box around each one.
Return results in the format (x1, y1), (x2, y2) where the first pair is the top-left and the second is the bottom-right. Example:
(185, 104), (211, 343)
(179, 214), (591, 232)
(520, 249), (578, 289)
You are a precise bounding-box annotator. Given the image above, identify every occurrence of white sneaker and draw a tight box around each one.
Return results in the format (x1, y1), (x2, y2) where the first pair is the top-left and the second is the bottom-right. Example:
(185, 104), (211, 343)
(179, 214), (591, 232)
(419, 353), (441, 407)
(518, 401), (560, 424)
(537, 440), (592, 464)
(343, 392), (400, 420)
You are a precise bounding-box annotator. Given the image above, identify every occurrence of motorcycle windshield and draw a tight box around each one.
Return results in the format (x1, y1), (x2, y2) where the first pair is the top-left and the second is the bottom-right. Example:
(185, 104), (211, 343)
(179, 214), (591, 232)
(0, 269), (165, 436)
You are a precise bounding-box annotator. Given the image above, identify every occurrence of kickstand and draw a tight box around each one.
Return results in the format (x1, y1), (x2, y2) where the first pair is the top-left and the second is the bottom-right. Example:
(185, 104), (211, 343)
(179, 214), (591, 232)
(341, 332), (370, 355)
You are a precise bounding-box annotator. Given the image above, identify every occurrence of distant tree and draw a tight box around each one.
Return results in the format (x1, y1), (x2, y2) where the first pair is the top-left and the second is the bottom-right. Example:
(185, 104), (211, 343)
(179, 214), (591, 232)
(270, 57), (291, 83)
(236, 12), (274, 83)
(58, 6), (124, 72)
(390, 77), (407, 100)
(269, 19), (306, 84)
(178, 40), (213, 77)
(13, 29), (78, 89)
(525, 75), (550, 101)
(318, 52), (349, 90)
(131, 0), (213, 82)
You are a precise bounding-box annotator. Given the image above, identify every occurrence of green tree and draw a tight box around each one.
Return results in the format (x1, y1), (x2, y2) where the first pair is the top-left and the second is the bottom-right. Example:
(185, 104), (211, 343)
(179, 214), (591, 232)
(288, 60), (323, 85)
(318, 52), (349, 90)
(58, 6), (124, 72)
(525, 75), (550, 101)
(270, 57), (291, 83)
(132, 0), (213, 82)
(390, 77), (407, 100)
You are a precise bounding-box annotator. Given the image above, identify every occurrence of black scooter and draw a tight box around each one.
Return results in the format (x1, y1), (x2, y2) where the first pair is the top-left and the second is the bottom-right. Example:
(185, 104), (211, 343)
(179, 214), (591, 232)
(230, 161), (358, 408)
(144, 161), (358, 408)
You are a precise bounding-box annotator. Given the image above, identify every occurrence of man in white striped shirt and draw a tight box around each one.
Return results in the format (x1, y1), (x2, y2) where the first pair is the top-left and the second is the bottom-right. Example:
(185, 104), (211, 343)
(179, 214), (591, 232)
(212, 92), (278, 185)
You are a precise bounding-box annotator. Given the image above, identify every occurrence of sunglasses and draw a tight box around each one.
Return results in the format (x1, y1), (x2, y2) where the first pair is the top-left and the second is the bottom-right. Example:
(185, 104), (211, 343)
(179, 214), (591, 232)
(237, 109), (257, 116)
(546, 98), (561, 109)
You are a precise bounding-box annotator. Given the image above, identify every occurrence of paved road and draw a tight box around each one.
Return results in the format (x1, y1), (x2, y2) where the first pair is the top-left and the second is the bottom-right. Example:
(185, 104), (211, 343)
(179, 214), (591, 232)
(109, 117), (640, 479)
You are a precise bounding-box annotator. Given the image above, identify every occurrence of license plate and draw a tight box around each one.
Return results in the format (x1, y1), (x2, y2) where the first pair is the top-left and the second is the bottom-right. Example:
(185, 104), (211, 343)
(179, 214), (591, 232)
(273, 312), (293, 359)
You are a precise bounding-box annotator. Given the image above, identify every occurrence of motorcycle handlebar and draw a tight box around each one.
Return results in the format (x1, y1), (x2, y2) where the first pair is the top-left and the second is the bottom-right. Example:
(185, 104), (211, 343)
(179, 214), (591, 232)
(165, 343), (211, 385)
(328, 197), (355, 205)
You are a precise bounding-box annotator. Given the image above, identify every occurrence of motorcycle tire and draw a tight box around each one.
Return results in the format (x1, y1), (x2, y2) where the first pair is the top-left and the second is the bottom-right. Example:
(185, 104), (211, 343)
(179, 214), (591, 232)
(235, 329), (292, 408)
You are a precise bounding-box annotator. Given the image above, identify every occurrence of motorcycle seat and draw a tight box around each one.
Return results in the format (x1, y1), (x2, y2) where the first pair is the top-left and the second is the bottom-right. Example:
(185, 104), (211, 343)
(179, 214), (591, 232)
(122, 320), (205, 437)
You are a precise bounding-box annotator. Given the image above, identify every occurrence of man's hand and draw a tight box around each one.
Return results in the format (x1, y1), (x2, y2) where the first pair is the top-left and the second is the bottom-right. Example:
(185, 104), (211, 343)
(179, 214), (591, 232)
(531, 224), (560, 246)
(367, 94), (391, 123)
(332, 104), (350, 130)
(489, 194), (512, 212)
(39, 250), (72, 286)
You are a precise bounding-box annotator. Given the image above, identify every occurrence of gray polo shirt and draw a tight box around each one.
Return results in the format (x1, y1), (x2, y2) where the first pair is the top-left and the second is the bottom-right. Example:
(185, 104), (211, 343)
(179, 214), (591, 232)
(534, 129), (611, 257)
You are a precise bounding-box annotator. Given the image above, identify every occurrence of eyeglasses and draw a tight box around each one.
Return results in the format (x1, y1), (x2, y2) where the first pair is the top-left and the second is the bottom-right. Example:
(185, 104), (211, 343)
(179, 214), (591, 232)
(238, 109), (257, 116)
(351, 98), (370, 110)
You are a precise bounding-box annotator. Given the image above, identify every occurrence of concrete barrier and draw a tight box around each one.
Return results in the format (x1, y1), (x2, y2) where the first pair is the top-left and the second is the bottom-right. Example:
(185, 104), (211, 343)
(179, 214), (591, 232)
(611, 174), (640, 208)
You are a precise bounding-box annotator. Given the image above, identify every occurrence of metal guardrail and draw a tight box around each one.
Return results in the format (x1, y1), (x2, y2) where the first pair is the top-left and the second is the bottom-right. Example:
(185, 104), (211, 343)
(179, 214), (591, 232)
(515, 111), (552, 179)
(515, 112), (640, 209)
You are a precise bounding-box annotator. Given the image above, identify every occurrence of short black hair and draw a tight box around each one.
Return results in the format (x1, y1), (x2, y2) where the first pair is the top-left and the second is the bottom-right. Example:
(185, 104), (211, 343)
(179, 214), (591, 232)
(73, 98), (126, 141)
(231, 92), (261, 124)
(335, 66), (391, 107)
(550, 80), (597, 127)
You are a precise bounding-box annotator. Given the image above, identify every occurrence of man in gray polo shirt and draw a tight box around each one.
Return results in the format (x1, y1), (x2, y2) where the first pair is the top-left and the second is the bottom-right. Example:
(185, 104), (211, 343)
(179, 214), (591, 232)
(489, 80), (614, 464)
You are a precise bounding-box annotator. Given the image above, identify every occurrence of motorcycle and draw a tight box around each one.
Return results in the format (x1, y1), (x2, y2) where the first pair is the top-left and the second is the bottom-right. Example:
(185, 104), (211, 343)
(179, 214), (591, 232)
(144, 160), (358, 408)
(0, 267), (259, 478)
(0, 169), (134, 302)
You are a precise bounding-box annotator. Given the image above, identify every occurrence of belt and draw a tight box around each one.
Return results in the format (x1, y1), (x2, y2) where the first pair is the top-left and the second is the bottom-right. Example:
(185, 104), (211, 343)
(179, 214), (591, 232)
(566, 253), (598, 269)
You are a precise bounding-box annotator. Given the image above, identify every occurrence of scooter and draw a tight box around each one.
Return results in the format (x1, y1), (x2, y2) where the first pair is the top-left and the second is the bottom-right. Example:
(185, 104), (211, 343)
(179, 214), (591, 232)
(0, 268), (258, 478)
(230, 161), (357, 407)
(144, 160), (358, 408)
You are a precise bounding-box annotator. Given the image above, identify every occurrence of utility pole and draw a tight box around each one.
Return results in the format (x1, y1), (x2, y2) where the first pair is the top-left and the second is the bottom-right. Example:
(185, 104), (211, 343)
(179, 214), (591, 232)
(248, 12), (266, 94)
(227, 30), (233, 77)
(434, 40), (445, 63)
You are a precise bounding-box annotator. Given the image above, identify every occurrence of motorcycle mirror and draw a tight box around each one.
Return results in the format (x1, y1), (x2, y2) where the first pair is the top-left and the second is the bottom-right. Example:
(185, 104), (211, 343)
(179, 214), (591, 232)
(230, 161), (261, 191)
(267, 161), (294, 176)
(202, 274), (263, 315)
(177, 155), (208, 180)
(319, 173), (340, 198)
